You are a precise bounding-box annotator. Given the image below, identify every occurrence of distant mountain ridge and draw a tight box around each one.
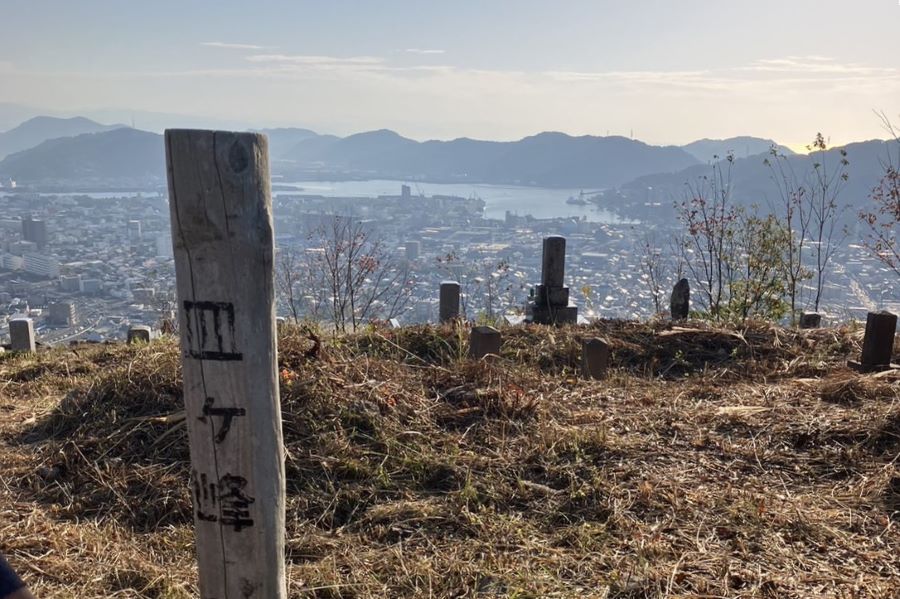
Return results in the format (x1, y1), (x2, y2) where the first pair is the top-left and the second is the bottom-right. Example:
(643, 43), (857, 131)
(0, 116), (124, 160)
(255, 127), (320, 159)
(0, 125), (703, 188)
(0, 128), (164, 184)
(681, 136), (794, 163)
(8, 117), (859, 197)
(620, 138), (892, 218)
(279, 129), (702, 188)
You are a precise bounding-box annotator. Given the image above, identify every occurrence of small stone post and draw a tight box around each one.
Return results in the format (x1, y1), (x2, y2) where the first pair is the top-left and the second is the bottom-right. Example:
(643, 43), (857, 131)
(670, 278), (689, 320)
(850, 311), (897, 372)
(10, 317), (35, 353)
(440, 280), (461, 323)
(127, 325), (152, 344)
(469, 326), (502, 360)
(799, 312), (822, 329)
(527, 236), (577, 324)
(582, 338), (610, 380)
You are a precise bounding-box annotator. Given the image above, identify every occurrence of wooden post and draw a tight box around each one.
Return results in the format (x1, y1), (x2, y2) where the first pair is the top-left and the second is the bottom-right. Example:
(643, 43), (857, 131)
(166, 129), (286, 599)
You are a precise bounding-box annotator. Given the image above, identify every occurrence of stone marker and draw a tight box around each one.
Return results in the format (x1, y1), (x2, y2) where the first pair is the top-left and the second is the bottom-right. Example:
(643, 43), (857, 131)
(469, 326), (502, 360)
(799, 312), (822, 329)
(582, 338), (610, 380)
(276, 316), (287, 330)
(670, 278), (690, 320)
(541, 236), (566, 288)
(10, 317), (36, 353)
(849, 311), (897, 372)
(127, 325), (152, 344)
(527, 236), (578, 325)
(440, 280), (461, 323)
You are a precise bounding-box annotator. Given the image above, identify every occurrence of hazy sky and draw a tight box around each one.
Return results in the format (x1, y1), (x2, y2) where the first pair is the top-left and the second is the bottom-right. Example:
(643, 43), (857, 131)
(2, 0), (899, 149)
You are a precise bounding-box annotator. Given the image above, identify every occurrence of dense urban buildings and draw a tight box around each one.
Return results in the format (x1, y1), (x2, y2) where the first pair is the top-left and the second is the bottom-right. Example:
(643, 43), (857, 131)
(0, 185), (897, 346)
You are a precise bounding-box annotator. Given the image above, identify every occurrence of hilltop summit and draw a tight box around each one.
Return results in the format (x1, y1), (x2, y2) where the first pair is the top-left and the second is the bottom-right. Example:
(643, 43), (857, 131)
(1, 321), (898, 596)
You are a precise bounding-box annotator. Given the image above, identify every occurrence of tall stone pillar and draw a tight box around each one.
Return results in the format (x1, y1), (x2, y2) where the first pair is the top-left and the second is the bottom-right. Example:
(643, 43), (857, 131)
(527, 236), (577, 325)
(440, 280), (461, 323)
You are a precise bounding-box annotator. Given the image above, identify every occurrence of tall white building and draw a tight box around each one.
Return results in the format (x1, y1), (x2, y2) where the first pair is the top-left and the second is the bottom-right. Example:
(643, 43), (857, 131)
(23, 253), (60, 278)
(128, 220), (142, 242)
(1, 254), (24, 271)
(156, 234), (173, 259)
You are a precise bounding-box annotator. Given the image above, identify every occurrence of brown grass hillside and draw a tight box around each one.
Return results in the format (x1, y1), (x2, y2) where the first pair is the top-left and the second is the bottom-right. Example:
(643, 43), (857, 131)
(1, 320), (899, 598)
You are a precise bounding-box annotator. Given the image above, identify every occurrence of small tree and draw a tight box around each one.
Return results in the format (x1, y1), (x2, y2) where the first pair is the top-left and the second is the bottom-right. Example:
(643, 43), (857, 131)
(477, 257), (514, 321)
(307, 215), (413, 333)
(724, 210), (790, 322)
(764, 146), (812, 324)
(667, 233), (687, 282)
(677, 156), (792, 323)
(676, 154), (739, 318)
(276, 245), (329, 322)
(861, 114), (900, 277)
(275, 246), (302, 322)
(636, 232), (669, 315)
(806, 133), (849, 311)
(436, 251), (519, 322)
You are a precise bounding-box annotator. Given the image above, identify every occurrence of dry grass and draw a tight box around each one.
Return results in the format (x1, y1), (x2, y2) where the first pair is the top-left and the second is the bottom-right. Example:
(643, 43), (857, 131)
(1, 320), (899, 598)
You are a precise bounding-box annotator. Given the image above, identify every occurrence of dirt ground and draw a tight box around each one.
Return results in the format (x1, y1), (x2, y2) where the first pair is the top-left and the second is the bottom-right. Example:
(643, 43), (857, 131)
(1, 320), (898, 598)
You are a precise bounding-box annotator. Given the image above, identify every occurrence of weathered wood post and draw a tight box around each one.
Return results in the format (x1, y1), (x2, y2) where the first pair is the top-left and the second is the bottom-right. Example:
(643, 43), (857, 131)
(440, 280), (461, 323)
(850, 310), (897, 372)
(582, 337), (610, 380)
(127, 325), (152, 344)
(9, 317), (36, 353)
(469, 325), (502, 360)
(166, 129), (286, 598)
